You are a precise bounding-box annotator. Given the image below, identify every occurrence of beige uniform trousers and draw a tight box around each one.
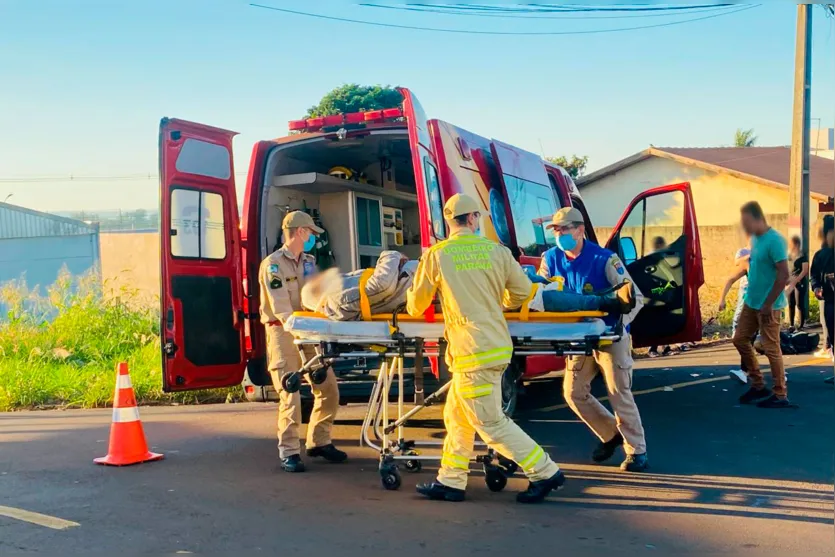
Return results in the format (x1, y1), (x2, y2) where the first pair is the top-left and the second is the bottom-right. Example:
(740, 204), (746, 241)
(265, 325), (339, 458)
(564, 334), (647, 455)
(438, 364), (560, 490)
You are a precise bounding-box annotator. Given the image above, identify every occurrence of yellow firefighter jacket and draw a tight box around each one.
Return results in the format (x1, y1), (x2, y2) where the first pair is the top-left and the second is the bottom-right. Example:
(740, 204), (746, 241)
(406, 230), (533, 373)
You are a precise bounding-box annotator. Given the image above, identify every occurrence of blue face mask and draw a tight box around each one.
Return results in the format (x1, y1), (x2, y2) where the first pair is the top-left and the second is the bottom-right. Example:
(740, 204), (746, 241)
(556, 233), (577, 252)
(303, 233), (316, 252)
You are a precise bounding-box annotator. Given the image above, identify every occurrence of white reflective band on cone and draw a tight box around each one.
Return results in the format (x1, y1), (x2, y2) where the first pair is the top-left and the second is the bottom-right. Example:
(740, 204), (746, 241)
(117, 375), (133, 389)
(112, 406), (141, 423)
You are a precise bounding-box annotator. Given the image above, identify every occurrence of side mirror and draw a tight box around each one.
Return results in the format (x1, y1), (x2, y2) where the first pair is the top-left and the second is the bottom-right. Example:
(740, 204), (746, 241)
(620, 237), (638, 265)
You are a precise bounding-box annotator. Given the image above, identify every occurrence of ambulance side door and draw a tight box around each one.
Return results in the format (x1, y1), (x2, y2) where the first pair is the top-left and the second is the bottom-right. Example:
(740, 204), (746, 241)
(605, 182), (704, 347)
(158, 118), (247, 391)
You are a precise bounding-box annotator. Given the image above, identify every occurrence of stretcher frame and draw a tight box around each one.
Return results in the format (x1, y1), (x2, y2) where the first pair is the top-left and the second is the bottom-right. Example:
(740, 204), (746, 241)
(284, 307), (623, 491)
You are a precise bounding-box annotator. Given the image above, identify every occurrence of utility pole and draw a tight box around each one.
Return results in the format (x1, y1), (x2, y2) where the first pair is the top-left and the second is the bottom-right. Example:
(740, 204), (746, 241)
(788, 4), (812, 308)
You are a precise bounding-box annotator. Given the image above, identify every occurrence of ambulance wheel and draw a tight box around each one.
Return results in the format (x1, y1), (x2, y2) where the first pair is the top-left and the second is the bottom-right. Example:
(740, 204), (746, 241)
(485, 469), (508, 492)
(498, 455), (519, 476)
(501, 365), (521, 418)
(404, 451), (422, 473)
(310, 368), (328, 385)
(281, 372), (302, 393)
(380, 464), (402, 490)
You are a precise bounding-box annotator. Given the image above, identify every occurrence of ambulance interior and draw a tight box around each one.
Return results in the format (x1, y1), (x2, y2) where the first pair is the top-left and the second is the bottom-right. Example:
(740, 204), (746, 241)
(260, 130), (425, 272)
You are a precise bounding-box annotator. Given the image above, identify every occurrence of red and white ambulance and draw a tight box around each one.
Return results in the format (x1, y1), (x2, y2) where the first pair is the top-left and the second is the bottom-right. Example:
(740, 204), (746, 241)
(158, 88), (703, 404)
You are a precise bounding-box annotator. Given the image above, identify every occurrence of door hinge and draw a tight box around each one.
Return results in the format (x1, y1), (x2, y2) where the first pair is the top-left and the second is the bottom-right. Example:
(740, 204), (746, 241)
(163, 341), (178, 356)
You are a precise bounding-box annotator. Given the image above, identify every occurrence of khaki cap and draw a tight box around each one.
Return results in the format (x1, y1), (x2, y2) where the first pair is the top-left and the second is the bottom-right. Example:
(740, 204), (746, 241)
(282, 210), (324, 234)
(546, 207), (584, 229)
(443, 193), (481, 219)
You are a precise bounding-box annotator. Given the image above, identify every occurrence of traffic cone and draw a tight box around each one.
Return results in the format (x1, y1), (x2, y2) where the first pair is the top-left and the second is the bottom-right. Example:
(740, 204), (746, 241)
(94, 362), (164, 466)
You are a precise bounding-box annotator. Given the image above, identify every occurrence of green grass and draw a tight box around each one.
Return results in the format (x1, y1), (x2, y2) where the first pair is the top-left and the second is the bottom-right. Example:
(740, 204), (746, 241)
(0, 270), (240, 411)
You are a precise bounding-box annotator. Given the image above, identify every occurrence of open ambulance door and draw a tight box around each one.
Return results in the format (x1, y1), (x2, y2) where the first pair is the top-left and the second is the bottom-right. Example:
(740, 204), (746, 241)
(158, 118), (247, 391)
(399, 88), (445, 247)
(605, 182), (704, 348)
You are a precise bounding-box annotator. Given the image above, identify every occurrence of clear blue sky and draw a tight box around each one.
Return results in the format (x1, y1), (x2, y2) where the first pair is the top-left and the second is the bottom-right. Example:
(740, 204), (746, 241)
(1, 1), (833, 212)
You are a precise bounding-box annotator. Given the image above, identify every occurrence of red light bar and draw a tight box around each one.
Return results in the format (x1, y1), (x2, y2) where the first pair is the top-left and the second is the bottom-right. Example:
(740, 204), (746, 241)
(323, 114), (344, 127)
(306, 117), (325, 131)
(364, 110), (384, 122)
(288, 119), (307, 131)
(345, 113), (365, 124)
(382, 108), (403, 119)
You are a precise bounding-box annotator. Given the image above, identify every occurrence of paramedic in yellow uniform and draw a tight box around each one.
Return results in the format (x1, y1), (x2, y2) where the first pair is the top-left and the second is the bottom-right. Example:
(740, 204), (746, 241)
(538, 207), (648, 472)
(406, 194), (565, 503)
(259, 211), (346, 473)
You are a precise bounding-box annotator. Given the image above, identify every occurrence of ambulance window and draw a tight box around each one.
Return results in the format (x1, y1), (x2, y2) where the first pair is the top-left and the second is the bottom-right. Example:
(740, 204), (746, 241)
(424, 159), (446, 239)
(175, 139), (232, 180)
(170, 188), (227, 260)
(505, 177), (558, 257)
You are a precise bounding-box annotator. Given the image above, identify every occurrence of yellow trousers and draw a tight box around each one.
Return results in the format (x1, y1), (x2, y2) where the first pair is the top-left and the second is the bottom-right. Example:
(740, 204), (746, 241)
(266, 326), (339, 459)
(438, 365), (560, 490)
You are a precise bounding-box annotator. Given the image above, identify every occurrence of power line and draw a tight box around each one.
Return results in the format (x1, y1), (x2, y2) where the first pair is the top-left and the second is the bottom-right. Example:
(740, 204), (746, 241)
(249, 3), (760, 36)
(361, 3), (737, 20)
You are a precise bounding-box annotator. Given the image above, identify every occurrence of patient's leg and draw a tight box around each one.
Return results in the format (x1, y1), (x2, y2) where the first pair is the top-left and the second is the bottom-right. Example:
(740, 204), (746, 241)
(542, 282), (635, 314)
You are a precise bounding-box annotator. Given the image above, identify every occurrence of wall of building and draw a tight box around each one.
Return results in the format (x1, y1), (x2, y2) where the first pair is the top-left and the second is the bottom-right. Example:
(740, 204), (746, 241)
(579, 157), (820, 228)
(99, 231), (160, 306)
(0, 233), (101, 290)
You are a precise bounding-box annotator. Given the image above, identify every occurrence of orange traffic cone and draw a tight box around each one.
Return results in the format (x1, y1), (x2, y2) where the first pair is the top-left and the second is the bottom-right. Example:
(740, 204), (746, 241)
(94, 362), (164, 466)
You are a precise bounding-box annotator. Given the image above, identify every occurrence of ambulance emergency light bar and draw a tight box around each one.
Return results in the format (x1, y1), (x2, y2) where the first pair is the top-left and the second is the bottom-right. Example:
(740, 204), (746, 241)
(288, 108), (404, 133)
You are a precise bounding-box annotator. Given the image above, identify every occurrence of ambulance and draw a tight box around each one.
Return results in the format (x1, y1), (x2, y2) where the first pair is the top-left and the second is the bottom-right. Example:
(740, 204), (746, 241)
(158, 88), (704, 411)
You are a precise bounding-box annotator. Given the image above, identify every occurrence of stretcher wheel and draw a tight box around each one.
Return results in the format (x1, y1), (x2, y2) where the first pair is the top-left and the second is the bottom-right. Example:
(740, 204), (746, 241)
(498, 456), (518, 476)
(281, 372), (302, 393)
(404, 451), (422, 473)
(310, 368), (328, 385)
(380, 464), (401, 490)
(485, 468), (508, 492)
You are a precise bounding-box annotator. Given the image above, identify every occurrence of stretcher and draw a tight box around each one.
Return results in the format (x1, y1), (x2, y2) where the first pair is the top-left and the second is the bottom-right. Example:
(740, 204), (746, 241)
(281, 283), (623, 491)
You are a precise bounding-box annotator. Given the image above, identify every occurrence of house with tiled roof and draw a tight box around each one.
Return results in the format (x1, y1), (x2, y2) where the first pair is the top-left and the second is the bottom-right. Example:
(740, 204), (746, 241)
(576, 146), (834, 228)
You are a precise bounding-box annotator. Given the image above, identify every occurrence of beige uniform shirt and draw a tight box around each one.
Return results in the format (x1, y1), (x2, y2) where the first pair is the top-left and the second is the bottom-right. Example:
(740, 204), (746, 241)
(259, 246), (317, 325)
(406, 230), (533, 373)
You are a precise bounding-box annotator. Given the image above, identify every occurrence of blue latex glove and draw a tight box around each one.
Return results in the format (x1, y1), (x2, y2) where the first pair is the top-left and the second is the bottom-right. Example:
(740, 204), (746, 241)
(524, 267), (550, 285)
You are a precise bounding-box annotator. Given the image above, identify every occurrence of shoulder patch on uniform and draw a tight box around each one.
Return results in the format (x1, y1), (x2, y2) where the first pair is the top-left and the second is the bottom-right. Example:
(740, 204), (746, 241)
(270, 277), (283, 289)
(303, 260), (315, 276)
(612, 259), (625, 275)
(268, 264), (279, 274)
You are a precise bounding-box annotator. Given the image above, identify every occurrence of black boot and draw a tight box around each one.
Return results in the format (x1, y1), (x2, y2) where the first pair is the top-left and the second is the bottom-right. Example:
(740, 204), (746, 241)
(306, 444), (348, 463)
(516, 470), (566, 504)
(592, 433), (624, 463)
(280, 454), (306, 473)
(620, 453), (649, 472)
(416, 482), (465, 502)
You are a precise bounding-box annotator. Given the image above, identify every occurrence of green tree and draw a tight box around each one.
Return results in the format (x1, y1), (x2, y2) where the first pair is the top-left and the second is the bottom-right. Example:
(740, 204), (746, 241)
(734, 128), (757, 147)
(305, 84), (403, 118)
(545, 155), (589, 179)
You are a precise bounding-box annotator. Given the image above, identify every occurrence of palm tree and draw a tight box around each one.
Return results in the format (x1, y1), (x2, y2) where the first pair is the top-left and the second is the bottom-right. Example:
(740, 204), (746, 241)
(734, 128), (757, 148)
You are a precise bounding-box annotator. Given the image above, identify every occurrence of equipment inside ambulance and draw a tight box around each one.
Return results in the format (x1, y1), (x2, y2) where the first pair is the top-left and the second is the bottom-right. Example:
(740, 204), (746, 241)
(157, 88), (704, 410)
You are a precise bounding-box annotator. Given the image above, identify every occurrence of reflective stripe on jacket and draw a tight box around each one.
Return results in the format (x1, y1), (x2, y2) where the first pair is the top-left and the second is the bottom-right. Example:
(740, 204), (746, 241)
(406, 230), (532, 373)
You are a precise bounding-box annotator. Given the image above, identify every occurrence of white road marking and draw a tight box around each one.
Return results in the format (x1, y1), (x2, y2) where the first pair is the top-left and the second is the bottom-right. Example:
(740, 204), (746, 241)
(0, 505), (79, 530)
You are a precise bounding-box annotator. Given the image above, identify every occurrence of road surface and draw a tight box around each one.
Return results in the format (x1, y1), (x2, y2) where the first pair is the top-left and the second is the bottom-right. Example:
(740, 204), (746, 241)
(1, 345), (832, 554)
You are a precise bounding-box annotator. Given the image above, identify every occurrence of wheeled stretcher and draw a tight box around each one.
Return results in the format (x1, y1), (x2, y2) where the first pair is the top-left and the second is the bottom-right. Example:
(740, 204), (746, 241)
(281, 300), (623, 491)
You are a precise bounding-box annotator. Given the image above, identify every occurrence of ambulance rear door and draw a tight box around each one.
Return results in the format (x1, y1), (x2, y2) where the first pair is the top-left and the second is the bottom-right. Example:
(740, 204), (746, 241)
(158, 118), (247, 391)
(605, 182), (704, 347)
(399, 87), (446, 247)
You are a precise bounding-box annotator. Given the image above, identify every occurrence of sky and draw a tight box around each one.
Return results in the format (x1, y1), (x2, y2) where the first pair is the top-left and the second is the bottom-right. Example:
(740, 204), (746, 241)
(0, 0), (833, 213)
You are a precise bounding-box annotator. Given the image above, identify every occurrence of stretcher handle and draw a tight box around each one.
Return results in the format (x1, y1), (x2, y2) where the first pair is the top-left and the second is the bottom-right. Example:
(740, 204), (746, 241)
(518, 283), (539, 322)
(357, 268), (374, 321)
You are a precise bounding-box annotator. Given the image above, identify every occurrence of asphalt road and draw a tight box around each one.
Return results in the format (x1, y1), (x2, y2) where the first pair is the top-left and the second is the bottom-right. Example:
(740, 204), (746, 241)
(1, 345), (833, 555)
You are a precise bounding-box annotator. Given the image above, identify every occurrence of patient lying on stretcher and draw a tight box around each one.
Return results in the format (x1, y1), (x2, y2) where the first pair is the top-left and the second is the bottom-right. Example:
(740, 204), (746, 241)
(301, 250), (635, 321)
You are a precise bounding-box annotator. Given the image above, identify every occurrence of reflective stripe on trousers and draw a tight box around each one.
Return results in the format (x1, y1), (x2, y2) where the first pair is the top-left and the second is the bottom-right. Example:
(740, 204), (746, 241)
(437, 365), (559, 491)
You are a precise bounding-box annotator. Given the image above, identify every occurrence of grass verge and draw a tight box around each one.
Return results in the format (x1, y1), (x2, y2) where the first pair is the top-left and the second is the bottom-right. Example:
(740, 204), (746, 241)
(0, 271), (240, 411)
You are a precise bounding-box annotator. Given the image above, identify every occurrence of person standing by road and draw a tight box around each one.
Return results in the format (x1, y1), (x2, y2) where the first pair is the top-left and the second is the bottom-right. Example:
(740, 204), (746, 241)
(719, 237), (753, 385)
(733, 202), (792, 408)
(538, 207), (647, 472)
(786, 236), (810, 330)
(259, 211), (346, 473)
(811, 217), (834, 364)
(407, 194), (565, 504)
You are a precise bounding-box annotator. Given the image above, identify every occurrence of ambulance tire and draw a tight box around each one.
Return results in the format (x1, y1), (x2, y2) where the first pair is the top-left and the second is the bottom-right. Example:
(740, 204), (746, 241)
(501, 364), (522, 418)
